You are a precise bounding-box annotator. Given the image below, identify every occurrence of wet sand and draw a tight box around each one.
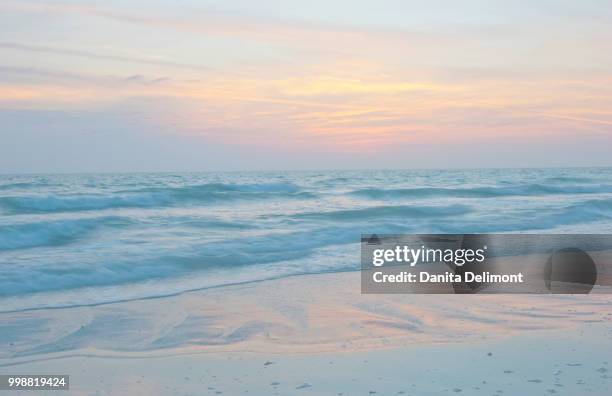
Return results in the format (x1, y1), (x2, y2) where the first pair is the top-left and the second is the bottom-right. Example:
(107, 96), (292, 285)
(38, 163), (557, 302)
(1, 271), (611, 395)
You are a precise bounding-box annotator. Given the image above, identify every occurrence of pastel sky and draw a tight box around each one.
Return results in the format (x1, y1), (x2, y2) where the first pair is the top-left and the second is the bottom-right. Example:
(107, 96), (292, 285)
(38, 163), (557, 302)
(1, 0), (611, 172)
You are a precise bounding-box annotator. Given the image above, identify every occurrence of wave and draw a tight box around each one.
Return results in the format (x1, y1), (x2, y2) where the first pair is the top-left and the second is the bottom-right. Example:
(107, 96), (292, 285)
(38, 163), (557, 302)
(433, 198), (612, 233)
(0, 216), (132, 251)
(0, 203), (468, 297)
(2, 170), (612, 308)
(553, 197), (612, 224)
(0, 226), (360, 298)
(1, 198), (611, 303)
(0, 194), (162, 214)
(350, 183), (612, 200)
(0, 182), (313, 214)
(0, 181), (57, 190)
(296, 204), (471, 221)
(123, 181), (309, 198)
(543, 176), (597, 183)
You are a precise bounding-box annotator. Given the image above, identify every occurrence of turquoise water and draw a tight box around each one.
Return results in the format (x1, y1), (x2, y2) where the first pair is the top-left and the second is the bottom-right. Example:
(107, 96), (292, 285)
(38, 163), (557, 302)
(1, 168), (612, 311)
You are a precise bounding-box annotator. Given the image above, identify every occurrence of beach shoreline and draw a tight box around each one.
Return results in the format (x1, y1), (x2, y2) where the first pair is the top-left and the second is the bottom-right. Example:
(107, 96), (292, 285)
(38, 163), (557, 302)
(2, 271), (611, 360)
(1, 270), (611, 395)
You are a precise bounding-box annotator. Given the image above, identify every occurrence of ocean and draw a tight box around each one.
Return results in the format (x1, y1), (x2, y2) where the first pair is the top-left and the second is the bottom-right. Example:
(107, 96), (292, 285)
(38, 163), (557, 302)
(1, 168), (612, 311)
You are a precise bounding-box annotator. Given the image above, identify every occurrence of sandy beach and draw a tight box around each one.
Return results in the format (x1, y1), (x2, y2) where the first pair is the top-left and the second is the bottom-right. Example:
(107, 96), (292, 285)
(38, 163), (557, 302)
(3, 0), (612, 393)
(2, 271), (611, 395)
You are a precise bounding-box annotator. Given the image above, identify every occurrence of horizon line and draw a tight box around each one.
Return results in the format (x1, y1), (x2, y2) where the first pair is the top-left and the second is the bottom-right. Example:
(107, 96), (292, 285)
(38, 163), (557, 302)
(2, 165), (612, 176)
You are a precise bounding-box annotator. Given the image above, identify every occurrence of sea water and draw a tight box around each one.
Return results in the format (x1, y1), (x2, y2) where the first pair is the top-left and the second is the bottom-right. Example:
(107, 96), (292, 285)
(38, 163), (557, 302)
(1, 168), (612, 311)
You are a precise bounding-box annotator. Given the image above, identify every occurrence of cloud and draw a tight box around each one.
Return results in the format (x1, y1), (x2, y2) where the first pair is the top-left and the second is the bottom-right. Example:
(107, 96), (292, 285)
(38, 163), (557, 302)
(535, 113), (612, 127)
(0, 66), (169, 86)
(0, 1), (482, 59)
(1, 0), (611, 158)
(0, 42), (213, 72)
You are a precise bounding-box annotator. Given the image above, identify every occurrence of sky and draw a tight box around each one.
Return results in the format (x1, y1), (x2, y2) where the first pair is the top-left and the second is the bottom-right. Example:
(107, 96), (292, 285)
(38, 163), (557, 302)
(1, 0), (611, 172)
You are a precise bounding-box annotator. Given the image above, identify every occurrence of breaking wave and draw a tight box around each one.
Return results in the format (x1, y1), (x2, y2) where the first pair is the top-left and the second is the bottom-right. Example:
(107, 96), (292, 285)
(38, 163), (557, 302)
(0, 182), (313, 214)
(350, 184), (612, 200)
